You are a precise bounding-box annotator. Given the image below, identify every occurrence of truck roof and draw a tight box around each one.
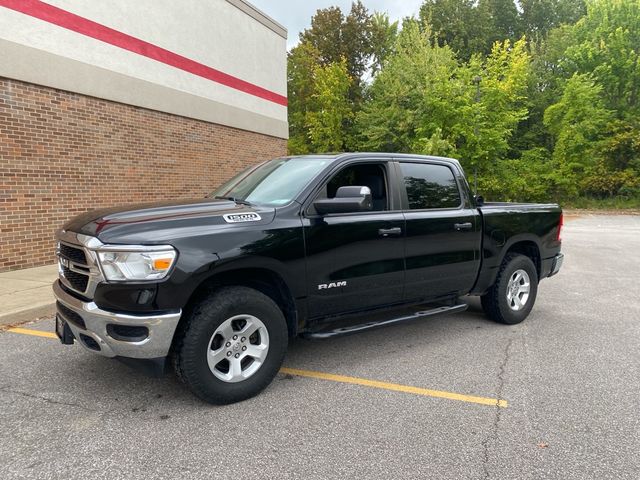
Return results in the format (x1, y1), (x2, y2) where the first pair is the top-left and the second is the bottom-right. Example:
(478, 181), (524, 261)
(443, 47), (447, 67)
(284, 153), (463, 169)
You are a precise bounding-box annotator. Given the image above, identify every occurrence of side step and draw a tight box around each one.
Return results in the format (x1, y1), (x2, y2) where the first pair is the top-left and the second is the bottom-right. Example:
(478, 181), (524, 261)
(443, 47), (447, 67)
(305, 303), (468, 339)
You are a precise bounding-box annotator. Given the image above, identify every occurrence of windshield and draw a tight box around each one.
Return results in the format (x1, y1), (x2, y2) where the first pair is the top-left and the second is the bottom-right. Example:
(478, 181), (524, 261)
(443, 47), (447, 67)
(211, 157), (330, 206)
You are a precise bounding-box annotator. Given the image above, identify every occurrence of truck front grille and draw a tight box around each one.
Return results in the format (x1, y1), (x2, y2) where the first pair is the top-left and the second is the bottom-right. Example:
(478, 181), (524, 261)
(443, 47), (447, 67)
(56, 231), (103, 299)
(58, 240), (92, 295)
(59, 243), (87, 265)
(61, 265), (89, 292)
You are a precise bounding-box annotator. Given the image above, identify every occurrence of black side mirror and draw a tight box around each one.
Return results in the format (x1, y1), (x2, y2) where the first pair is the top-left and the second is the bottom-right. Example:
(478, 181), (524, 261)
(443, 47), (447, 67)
(474, 195), (485, 207)
(314, 186), (373, 215)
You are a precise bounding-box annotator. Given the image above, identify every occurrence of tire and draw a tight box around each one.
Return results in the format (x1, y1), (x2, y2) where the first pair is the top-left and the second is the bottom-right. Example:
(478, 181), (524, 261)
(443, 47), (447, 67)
(172, 286), (288, 404)
(481, 253), (538, 325)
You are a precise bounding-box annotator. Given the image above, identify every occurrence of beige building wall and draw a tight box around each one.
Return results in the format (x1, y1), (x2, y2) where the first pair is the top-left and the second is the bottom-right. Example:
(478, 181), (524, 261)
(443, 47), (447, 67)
(0, 0), (288, 138)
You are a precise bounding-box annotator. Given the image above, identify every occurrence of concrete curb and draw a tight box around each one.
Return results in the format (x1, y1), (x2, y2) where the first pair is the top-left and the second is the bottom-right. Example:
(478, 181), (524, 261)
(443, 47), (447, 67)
(0, 303), (56, 327)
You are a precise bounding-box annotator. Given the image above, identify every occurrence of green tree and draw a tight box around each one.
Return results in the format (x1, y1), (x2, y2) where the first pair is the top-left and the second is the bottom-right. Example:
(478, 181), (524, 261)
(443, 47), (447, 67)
(370, 12), (399, 74)
(418, 0), (485, 60)
(305, 59), (354, 152)
(287, 0), (640, 204)
(288, 1), (381, 153)
(600, 121), (640, 171)
(287, 41), (321, 154)
(520, 0), (586, 39)
(477, 0), (522, 47)
(540, 0), (640, 198)
(555, 0), (588, 25)
(418, 0), (524, 59)
(357, 21), (531, 188)
(300, 1), (375, 96)
(510, 26), (576, 157)
(563, 0), (640, 115)
(356, 20), (461, 153)
(299, 7), (344, 66)
(341, 1), (375, 82)
(459, 38), (531, 185)
(543, 73), (612, 194)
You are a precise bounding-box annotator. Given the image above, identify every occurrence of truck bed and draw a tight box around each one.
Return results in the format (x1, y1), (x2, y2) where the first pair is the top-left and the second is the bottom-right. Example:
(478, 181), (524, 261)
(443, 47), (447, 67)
(471, 201), (563, 295)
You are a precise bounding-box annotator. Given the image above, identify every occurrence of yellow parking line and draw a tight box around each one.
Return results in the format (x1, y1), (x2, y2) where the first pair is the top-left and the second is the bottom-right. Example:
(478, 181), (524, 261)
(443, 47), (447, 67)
(5, 327), (58, 339)
(4, 326), (507, 407)
(280, 367), (508, 408)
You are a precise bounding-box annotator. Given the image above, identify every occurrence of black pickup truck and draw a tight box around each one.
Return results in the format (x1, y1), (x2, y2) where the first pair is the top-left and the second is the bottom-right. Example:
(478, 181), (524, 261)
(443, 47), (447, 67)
(53, 153), (563, 404)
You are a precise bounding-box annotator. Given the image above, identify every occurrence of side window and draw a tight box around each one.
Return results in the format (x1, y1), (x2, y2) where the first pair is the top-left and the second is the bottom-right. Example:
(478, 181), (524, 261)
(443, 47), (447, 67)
(319, 163), (389, 211)
(400, 163), (461, 210)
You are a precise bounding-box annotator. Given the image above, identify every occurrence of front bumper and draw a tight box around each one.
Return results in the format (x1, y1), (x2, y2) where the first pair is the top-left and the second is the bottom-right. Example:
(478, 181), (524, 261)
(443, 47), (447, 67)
(53, 280), (181, 359)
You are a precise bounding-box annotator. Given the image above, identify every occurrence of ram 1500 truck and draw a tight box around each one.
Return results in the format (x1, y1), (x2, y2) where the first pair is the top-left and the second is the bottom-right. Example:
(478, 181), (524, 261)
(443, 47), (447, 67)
(53, 153), (564, 404)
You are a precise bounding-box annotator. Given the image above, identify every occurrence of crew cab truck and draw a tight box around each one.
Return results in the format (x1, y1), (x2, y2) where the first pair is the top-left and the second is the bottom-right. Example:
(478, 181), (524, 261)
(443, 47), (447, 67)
(53, 153), (564, 404)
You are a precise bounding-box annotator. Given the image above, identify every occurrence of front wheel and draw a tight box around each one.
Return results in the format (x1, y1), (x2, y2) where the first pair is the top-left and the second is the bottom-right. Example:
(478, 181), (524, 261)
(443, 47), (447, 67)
(173, 286), (288, 404)
(481, 253), (538, 325)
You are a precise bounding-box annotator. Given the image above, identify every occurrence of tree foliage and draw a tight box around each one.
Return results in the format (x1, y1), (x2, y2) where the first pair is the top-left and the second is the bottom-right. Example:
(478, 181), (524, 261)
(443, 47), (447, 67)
(356, 21), (461, 154)
(418, 0), (484, 60)
(520, 0), (586, 39)
(305, 59), (353, 153)
(287, 0), (640, 204)
(288, 2), (395, 152)
(356, 23), (530, 190)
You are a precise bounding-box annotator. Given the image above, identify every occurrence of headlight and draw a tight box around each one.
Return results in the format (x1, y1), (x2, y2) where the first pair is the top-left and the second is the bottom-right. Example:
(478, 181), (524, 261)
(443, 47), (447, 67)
(96, 247), (177, 281)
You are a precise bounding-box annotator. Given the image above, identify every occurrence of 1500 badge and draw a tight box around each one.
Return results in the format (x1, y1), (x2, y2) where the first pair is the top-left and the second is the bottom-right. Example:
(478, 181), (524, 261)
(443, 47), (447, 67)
(223, 213), (262, 223)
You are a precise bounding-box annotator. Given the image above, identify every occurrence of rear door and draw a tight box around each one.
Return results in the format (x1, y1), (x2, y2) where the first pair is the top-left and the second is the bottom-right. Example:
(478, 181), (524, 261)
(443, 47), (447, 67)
(302, 159), (406, 319)
(397, 160), (481, 302)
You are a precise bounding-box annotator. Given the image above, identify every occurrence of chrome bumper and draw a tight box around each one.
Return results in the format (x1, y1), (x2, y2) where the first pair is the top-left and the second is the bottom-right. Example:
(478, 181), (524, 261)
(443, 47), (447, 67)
(53, 280), (181, 359)
(549, 253), (564, 277)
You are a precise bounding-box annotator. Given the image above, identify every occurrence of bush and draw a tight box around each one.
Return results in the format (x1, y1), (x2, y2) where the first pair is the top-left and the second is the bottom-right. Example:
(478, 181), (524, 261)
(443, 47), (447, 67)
(477, 148), (576, 203)
(580, 163), (640, 198)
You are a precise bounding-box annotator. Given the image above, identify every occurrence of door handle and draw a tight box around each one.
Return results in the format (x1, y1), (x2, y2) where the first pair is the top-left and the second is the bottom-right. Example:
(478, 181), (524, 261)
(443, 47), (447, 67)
(454, 222), (473, 231)
(378, 227), (402, 237)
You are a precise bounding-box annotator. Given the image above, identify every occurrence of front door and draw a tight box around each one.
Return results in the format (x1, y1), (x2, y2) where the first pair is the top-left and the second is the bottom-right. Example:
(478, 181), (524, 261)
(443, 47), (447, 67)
(302, 161), (405, 319)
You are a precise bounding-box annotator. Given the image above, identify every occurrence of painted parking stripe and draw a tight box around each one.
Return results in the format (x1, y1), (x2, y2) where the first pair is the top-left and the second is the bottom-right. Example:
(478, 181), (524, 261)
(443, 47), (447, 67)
(5, 327), (58, 339)
(4, 327), (507, 408)
(280, 367), (507, 408)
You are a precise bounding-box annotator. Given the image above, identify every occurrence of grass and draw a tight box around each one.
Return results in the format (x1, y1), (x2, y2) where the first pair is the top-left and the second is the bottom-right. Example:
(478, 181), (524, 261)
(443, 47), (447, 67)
(562, 196), (640, 211)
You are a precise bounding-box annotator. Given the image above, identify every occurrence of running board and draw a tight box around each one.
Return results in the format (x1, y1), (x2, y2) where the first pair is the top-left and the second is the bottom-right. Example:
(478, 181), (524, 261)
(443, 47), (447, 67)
(305, 304), (468, 339)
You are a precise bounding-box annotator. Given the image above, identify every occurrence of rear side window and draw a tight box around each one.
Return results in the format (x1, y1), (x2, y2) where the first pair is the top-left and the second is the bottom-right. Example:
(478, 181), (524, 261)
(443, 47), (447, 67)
(400, 162), (461, 210)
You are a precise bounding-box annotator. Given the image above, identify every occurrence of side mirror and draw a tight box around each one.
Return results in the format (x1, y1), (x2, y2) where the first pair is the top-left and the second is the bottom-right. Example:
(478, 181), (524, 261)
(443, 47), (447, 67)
(314, 186), (373, 215)
(474, 195), (485, 207)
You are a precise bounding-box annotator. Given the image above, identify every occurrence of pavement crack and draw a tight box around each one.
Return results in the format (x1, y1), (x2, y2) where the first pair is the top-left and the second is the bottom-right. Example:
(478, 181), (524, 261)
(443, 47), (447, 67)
(0, 386), (96, 411)
(481, 337), (512, 480)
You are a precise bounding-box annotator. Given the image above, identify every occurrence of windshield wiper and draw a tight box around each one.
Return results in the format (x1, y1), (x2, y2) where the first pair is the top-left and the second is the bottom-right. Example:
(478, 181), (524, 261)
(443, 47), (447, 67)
(214, 196), (253, 206)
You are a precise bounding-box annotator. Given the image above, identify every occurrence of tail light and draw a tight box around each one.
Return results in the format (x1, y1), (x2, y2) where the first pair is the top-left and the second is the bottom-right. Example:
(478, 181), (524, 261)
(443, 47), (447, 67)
(556, 212), (563, 242)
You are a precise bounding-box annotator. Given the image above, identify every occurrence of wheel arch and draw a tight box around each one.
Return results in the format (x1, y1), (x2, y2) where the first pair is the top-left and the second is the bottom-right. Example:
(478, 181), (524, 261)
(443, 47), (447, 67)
(180, 266), (299, 339)
(503, 238), (541, 280)
(471, 235), (543, 295)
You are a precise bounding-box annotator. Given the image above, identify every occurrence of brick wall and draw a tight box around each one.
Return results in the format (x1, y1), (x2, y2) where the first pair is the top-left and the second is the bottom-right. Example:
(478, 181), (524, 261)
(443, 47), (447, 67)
(0, 77), (287, 272)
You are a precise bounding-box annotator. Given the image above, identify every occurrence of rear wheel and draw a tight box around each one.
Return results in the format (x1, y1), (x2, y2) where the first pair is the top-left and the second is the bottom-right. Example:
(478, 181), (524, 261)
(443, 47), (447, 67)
(173, 286), (288, 404)
(481, 253), (538, 325)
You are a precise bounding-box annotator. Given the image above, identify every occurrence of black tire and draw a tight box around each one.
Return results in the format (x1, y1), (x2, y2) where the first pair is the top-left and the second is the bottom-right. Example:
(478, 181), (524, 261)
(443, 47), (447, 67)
(172, 286), (288, 404)
(481, 253), (538, 325)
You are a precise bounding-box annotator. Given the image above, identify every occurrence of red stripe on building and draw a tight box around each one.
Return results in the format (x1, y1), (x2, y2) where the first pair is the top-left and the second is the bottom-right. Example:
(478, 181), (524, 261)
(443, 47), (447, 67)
(0, 0), (288, 106)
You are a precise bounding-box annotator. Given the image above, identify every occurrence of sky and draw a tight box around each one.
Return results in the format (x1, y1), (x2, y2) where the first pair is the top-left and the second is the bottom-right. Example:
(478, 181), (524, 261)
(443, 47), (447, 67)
(249, 0), (424, 49)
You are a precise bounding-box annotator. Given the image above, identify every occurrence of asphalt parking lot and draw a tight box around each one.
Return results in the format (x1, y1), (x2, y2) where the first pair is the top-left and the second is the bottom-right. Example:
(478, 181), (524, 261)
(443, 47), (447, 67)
(1, 214), (639, 480)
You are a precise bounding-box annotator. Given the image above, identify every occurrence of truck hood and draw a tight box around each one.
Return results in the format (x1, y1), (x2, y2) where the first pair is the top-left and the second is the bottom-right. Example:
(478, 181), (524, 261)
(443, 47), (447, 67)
(63, 198), (276, 244)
